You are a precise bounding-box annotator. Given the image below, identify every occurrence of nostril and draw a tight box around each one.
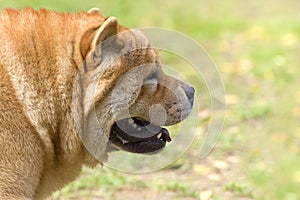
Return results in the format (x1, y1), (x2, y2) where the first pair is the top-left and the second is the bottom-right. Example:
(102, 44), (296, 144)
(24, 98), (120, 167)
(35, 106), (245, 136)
(185, 86), (195, 101)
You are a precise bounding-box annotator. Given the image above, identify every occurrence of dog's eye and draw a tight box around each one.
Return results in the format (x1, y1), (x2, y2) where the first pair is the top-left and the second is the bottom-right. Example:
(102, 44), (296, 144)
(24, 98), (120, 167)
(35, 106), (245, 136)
(145, 71), (158, 82)
(144, 71), (158, 92)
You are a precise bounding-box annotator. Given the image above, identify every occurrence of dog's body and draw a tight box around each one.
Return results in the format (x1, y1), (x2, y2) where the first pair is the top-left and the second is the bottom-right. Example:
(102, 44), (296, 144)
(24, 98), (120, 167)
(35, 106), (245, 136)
(0, 8), (194, 199)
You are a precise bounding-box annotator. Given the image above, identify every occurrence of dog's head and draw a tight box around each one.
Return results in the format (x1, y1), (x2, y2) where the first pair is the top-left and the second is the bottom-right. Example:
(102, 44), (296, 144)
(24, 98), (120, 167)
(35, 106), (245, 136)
(77, 14), (194, 156)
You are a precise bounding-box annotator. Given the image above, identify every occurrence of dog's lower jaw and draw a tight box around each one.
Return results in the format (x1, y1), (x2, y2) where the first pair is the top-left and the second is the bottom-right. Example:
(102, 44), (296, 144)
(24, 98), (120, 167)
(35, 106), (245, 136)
(83, 148), (105, 168)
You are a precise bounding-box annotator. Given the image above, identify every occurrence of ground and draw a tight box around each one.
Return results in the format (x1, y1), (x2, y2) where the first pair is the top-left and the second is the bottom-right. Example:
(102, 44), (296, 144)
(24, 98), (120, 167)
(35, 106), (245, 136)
(51, 151), (253, 200)
(1, 0), (299, 200)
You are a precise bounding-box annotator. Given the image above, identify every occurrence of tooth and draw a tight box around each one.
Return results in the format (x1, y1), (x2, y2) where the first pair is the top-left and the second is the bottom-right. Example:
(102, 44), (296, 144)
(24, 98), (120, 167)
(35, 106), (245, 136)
(156, 133), (162, 139)
(132, 123), (137, 128)
(128, 118), (134, 124)
(161, 128), (171, 142)
(116, 135), (130, 144)
(137, 127), (141, 131)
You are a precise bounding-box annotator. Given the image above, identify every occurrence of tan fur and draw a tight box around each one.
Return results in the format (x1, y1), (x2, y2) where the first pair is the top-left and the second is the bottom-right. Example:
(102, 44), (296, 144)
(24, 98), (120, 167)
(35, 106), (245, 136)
(0, 8), (193, 199)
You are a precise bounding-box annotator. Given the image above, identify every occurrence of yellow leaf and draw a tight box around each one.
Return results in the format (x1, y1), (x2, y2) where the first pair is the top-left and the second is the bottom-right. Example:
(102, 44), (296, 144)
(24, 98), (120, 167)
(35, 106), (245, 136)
(208, 174), (221, 181)
(247, 26), (266, 40)
(281, 33), (298, 47)
(213, 160), (229, 170)
(239, 59), (253, 72)
(225, 94), (239, 105)
(227, 156), (240, 164)
(293, 171), (300, 183)
(193, 164), (211, 175)
(200, 190), (213, 200)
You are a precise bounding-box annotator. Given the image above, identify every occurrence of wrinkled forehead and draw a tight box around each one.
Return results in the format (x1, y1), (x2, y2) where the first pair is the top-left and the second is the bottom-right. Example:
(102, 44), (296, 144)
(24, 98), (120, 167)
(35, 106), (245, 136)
(119, 29), (152, 53)
(115, 30), (160, 81)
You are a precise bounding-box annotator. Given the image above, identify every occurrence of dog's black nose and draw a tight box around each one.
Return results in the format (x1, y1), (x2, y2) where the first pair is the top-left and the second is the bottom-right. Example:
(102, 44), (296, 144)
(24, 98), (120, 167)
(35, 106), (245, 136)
(185, 85), (195, 104)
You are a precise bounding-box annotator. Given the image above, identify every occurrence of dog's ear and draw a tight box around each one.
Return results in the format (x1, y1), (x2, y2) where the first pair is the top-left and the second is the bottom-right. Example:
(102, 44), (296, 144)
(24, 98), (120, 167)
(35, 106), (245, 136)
(91, 17), (118, 51)
(87, 8), (103, 17)
(82, 17), (124, 71)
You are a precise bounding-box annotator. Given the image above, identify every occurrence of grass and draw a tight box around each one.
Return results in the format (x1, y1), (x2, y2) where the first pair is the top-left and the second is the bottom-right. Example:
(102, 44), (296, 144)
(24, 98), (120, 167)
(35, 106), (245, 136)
(0, 0), (299, 200)
(224, 181), (254, 198)
(153, 180), (198, 199)
(52, 167), (130, 199)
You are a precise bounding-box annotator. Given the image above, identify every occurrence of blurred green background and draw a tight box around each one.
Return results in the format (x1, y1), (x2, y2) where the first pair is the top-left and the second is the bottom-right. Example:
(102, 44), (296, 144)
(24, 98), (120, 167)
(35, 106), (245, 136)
(1, 0), (299, 200)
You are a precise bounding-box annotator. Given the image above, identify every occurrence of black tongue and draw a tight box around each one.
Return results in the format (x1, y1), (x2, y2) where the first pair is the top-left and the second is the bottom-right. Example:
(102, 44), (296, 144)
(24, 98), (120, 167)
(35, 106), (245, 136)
(132, 117), (150, 126)
(113, 118), (163, 142)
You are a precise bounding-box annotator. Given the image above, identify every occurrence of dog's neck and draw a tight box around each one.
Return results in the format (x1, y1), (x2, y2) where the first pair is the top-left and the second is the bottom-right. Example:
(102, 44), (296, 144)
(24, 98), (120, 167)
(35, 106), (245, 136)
(0, 8), (108, 165)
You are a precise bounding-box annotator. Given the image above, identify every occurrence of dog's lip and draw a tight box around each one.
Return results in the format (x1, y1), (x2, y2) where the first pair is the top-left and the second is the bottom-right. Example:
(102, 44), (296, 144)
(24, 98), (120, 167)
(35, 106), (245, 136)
(109, 117), (171, 154)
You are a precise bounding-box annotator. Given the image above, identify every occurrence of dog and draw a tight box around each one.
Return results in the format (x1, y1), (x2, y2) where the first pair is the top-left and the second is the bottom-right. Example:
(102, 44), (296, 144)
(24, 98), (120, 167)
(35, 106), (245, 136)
(0, 7), (194, 199)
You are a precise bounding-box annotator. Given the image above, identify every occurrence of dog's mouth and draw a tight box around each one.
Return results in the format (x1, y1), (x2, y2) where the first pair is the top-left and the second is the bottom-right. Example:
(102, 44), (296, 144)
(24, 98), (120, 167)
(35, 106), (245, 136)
(109, 117), (171, 154)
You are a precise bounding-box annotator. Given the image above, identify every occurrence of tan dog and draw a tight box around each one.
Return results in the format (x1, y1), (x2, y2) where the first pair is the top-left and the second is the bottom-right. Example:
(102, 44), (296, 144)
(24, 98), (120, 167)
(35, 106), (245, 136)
(0, 8), (194, 199)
